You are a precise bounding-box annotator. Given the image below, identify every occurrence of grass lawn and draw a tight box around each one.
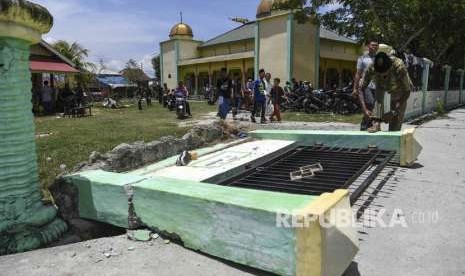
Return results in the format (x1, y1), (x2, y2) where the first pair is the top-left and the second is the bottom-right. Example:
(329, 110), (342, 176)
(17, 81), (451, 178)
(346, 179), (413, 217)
(35, 101), (217, 188)
(282, 111), (363, 124)
(35, 101), (362, 189)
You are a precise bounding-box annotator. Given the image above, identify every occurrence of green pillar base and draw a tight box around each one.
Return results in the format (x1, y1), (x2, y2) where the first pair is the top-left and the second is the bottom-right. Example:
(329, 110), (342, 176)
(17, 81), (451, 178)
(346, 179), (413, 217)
(1, 216), (67, 255)
(0, 0), (67, 255)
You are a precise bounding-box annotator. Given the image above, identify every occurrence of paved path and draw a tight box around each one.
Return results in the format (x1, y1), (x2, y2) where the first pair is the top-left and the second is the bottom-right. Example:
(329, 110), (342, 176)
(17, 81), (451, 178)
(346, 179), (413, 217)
(1, 109), (464, 276)
(349, 108), (465, 276)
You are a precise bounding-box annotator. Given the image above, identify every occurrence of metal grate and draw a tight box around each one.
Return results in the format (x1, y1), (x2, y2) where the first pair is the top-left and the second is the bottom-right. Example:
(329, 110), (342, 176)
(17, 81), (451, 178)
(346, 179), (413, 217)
(218, 146), (395, 204)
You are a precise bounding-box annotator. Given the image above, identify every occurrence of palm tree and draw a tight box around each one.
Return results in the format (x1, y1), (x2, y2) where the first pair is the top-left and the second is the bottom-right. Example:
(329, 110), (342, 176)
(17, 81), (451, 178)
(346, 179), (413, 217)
(52, 40), (93, 70)
(52, 40), (95, 88)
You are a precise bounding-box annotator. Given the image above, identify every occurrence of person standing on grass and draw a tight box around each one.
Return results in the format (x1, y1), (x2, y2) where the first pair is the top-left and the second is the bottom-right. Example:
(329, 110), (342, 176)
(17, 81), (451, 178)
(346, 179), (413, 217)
(243, 78), (254, 111)
(40, 81), (54, 115)
(270, 78), (284, 123)
(232, 73), (243, 120)
(250, 69), (267, 124)
(217, 68), (233, 120)
(162, 83), (169, 106)
(264, 72), (273, 116)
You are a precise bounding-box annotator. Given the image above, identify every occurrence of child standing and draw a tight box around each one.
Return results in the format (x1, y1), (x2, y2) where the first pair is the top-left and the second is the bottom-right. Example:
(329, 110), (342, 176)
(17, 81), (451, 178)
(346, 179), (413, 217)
(270, 78), (284, 122)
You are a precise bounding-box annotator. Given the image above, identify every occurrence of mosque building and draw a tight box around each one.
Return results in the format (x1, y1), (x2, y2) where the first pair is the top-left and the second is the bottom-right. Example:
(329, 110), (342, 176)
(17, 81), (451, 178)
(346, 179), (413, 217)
(159, 0), (362, 93)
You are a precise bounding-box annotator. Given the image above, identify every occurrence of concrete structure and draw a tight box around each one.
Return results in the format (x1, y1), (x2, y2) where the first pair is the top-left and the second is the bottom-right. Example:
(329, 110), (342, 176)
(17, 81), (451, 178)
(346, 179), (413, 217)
(3, 110), (465, 275)
(250, 129), (422, 167)
(63, 129), (421, 275)
(65, 138), (361, 276)
(160, 0), (361, 93)
(0, 0), (67, 254)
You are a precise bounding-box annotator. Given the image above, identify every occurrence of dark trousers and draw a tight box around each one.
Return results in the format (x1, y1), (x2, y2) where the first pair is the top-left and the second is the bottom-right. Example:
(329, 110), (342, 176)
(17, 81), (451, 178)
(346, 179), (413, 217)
(219, 98), (231, 119)
(252, 101), (266, 119)
(42, 101), (53, 115)
(360, 102), (374, 131)
(270, 103), (281, 121)
(360, 88), (375, 131)
(388, 100), (407, 131)
(186, 101), (192, 116)
(232, 97), (242, 116)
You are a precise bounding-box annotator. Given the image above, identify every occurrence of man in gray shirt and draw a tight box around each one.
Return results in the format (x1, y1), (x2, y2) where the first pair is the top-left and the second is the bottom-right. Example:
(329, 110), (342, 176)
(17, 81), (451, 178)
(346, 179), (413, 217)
(353, 40), (379, 130)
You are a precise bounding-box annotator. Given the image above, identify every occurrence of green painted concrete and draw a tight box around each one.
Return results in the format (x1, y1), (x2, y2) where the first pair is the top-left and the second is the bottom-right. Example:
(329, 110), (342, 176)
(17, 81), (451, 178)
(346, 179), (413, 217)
(0, 1), (67, 255)
(444, 65), (452, 106)
(68, 170), (146, 228)
(286, 13), (294, 82)
(254, 21), (260, 79)
(159, 44), (164, 85)
(175, 40), (180, 84)
(64, 170), (317, 275)
(249, 129), (405, 162)
(458, 69), (464, 104)
(314, 25), (320, 88)
(421, 59), (432, 113)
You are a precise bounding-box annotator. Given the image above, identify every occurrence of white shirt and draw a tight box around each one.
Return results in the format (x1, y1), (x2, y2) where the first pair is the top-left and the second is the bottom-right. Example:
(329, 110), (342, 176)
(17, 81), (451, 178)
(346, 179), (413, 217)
(265, 79), (272, 96)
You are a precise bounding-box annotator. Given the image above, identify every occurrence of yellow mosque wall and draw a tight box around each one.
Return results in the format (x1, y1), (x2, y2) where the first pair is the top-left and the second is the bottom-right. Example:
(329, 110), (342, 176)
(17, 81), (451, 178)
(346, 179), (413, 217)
(292, 19), (318, 84)
(178, 40), (202, 60)
(258, 14), (289, 83)
(320, 39), (360, 61)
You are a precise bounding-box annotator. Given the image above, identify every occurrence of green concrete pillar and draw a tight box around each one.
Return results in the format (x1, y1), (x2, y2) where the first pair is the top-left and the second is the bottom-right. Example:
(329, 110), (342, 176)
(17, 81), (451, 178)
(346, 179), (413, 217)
(443, 65), (451, 108)
(0, 1), (67, 254)
(457, 69), (464, 104)
(254, 21), (260, 79)
(286, 12), (294, 84)
(175, 40), (180, 84)
(314, 26), (321, 89)
(421, 58), (432, 114)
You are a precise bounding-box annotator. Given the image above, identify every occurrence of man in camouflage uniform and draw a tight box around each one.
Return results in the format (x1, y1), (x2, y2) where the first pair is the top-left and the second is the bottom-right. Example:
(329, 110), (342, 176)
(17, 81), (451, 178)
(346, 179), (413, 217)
(359, 51), (412, 133)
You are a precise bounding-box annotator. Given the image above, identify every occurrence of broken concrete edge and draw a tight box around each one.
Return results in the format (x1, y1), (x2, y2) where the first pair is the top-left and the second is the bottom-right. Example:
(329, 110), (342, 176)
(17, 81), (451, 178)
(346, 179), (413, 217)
(71, 120), (237, 174)
(400, 128), (423, 167)
(249, 128), (422, 167)
(129, 138), (253, 177)
(64, 170), (358, 276)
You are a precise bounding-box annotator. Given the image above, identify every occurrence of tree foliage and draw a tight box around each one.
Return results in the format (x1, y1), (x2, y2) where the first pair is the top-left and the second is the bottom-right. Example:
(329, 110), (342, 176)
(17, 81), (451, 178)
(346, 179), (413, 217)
(151, 55), (161, 80)
(52, 40), (96, 88)
(52, 40), (94, 69)
(276, 0), (465, 67)
(121, 59), (148, 84)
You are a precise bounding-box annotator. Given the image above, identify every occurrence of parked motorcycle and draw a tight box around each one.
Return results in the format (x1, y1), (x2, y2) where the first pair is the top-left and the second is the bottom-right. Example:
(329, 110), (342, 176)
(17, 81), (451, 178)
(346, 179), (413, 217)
(166, 94), (176, 111)
(205, 86), (217, 105)
(333, 83), (361, 115)
(175, 93), (188, 119)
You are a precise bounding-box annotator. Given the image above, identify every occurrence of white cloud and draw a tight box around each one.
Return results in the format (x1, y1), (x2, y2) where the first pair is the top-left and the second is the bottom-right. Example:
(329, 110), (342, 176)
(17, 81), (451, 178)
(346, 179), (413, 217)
(35, 0), (165, 79)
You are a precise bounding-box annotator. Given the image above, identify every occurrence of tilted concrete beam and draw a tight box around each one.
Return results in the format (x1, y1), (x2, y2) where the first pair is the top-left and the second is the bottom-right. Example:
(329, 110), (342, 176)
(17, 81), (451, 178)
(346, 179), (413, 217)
(249, 129), (422, 167)
(65, 170), (359, 276)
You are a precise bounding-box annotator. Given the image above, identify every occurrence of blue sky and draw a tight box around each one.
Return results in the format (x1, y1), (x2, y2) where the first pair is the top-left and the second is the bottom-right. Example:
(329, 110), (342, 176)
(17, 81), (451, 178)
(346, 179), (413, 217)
(33, 1), (338, 77)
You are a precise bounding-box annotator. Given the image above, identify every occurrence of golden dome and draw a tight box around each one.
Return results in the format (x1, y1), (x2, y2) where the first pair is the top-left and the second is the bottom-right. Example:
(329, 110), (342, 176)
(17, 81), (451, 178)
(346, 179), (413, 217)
(169, 23), (193, 38)
(256, 0), (299, 18)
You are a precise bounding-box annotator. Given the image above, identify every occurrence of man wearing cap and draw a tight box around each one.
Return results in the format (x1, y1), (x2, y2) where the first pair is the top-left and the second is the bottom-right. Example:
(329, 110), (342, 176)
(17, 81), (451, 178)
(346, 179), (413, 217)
(359, 44), (413, 133)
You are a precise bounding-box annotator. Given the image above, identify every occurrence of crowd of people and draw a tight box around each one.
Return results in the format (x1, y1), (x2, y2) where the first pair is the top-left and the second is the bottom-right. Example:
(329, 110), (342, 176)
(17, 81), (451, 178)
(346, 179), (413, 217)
(155, 39), (414, 133)
(34, 81), (87, 116)
(215, 67), (290, 124)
